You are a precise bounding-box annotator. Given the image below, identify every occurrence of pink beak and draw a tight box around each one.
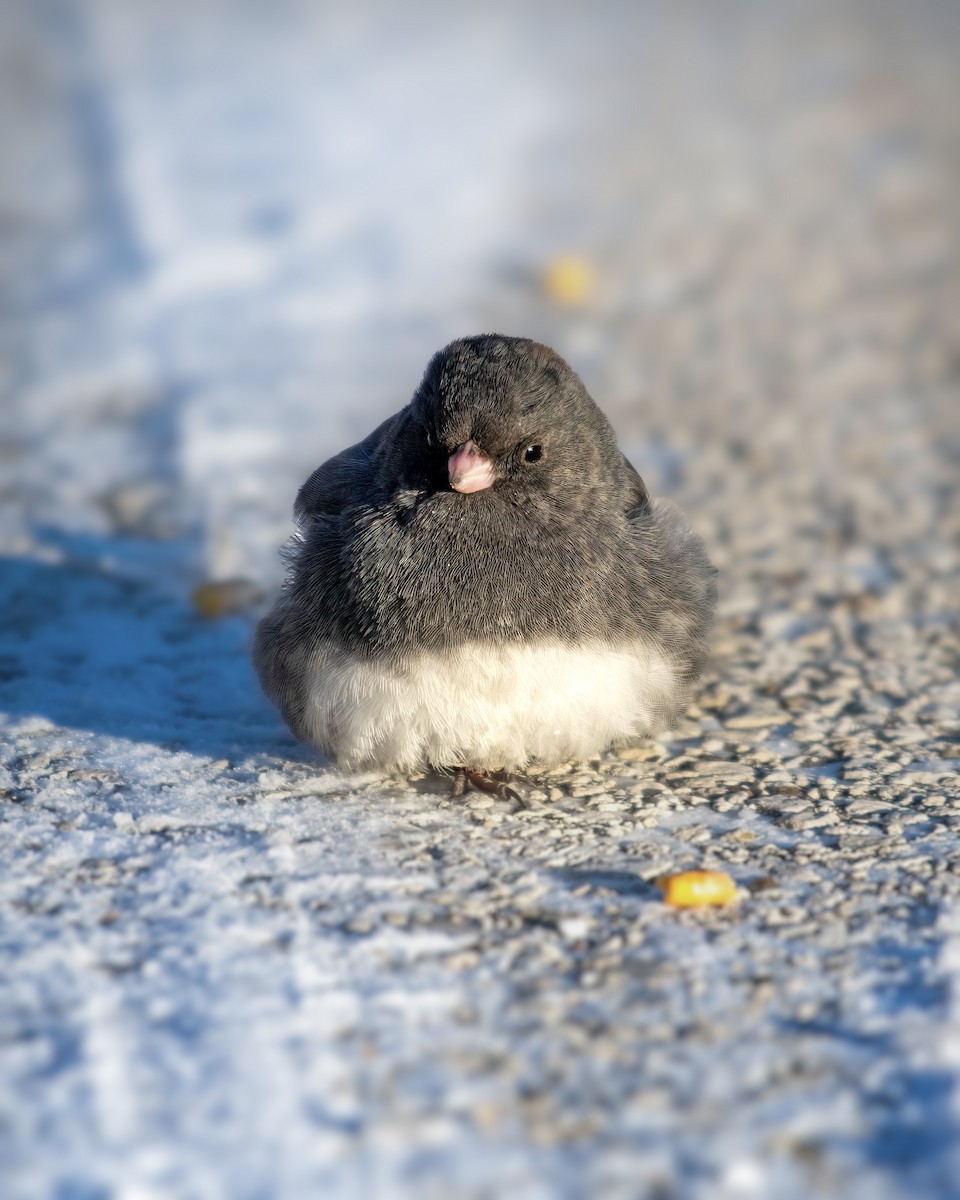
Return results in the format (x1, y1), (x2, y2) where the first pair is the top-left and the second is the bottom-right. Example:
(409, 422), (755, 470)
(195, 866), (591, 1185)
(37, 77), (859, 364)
(448, 440), (496, 493)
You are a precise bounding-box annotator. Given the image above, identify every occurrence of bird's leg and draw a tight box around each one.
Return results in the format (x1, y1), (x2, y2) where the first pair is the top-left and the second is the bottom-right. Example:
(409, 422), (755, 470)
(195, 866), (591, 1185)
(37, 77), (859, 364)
(449, 767), (523, 804)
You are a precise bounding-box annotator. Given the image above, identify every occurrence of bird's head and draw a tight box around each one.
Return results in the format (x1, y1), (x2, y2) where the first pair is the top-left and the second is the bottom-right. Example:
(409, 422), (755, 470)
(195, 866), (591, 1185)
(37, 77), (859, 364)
(407, 334), (623, 508)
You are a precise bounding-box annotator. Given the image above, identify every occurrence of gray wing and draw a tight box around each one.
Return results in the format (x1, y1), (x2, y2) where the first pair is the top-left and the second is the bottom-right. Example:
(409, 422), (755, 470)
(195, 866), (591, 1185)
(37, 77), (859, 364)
(257, 412), (402, 745)
(294, 412), (402, 521)
(621, 454), (650, 518)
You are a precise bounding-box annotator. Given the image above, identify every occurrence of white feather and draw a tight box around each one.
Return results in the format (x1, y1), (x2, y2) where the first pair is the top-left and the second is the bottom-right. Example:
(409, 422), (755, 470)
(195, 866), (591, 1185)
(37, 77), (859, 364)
(295, 639), (679, 771)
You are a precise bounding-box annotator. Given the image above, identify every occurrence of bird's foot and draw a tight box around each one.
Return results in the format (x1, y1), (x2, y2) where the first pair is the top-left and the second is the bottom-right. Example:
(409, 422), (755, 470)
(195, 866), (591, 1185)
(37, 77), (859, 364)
(450, 767), (523, 804)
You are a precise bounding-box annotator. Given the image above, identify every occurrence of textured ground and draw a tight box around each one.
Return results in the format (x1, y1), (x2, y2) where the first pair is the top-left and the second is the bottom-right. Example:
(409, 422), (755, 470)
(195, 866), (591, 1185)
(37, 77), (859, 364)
(1, 1), (959, 1197)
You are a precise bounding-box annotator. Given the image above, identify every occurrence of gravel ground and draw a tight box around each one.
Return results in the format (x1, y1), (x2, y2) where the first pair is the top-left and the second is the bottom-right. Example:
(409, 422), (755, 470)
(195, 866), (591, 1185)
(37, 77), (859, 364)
(1, 2), (959, 1198)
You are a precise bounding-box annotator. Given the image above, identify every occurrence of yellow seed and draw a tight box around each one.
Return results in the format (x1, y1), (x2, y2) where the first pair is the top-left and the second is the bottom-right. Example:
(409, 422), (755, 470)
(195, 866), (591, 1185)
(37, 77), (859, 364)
(191, 579), (263, 618)
(657, 870), (738, 907)
(541, 255), (598, 307)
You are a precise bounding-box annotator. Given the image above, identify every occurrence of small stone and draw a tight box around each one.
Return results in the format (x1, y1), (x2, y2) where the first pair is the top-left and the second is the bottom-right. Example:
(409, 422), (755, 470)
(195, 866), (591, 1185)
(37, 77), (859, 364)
(846, 797), (898, 815)
(725, 713), (786, 730)
(783, 810), (839, 830)
(616, 744), (666, 762)
(558, 917), (593, 941)
(760, 796), (812, 814)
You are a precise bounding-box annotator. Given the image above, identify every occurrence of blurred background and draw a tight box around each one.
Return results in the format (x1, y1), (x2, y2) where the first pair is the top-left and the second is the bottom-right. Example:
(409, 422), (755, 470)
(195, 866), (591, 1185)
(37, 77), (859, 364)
(3, 0), (957, 606)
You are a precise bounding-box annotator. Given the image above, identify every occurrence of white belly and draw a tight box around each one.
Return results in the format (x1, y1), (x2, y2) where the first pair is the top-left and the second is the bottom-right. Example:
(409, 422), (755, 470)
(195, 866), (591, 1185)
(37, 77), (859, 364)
(297, 639), (680, 772)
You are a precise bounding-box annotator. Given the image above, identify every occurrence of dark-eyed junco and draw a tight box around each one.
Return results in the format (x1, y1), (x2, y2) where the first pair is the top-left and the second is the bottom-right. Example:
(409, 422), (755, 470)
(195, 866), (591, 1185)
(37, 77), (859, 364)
(254, 335), (716, 794)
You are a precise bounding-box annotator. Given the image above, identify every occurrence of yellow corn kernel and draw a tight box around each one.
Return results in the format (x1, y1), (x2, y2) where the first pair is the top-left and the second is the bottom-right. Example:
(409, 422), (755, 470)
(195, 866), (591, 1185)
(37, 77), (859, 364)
(657, 870), (738, 907)
(191, 579), (263, 618)
(541, 255), (598, 307)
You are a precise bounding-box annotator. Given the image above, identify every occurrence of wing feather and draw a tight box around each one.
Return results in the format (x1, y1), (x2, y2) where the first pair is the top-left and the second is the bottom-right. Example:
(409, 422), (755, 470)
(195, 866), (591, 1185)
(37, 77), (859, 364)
(293, 413), (402, 520)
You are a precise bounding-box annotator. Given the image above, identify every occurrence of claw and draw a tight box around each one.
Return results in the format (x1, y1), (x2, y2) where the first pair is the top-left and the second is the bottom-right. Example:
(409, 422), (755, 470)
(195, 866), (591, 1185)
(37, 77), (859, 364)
(448, 767), (523, 804)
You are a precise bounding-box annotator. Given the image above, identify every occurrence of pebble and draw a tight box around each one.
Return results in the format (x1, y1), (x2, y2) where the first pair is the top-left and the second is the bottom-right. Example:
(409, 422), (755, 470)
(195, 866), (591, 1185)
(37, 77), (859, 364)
(616, 745), (666, 762)
(724, 713), (786, 730)
(760, 796), (812, 814)
(846, 798), (899, 815)
(783, 811), (840, 831)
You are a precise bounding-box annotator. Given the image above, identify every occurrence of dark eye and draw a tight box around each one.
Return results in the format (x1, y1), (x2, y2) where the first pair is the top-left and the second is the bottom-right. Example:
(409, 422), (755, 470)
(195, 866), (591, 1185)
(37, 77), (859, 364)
(523, 444), (543, 464)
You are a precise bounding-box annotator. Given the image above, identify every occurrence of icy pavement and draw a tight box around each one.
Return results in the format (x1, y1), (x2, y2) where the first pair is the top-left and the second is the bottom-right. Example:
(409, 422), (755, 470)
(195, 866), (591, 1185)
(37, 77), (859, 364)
(2, 1), (960, 1197)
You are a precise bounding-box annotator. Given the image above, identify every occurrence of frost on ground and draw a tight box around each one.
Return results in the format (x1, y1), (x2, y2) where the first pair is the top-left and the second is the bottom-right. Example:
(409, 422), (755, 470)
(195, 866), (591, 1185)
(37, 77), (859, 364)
(2, 2), (960, 1198)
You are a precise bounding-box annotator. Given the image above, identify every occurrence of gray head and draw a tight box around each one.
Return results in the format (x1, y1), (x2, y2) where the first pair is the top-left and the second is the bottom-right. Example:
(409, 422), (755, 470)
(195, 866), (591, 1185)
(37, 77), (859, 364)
(379, 334), (628, 511)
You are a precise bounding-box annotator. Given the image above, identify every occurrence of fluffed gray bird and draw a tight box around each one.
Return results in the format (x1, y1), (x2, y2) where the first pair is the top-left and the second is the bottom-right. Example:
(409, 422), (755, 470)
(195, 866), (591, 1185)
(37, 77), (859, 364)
(254, 334), (716, 794)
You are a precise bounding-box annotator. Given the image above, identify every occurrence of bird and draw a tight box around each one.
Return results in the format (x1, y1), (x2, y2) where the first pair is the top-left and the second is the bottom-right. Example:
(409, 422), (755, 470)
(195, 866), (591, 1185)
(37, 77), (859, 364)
(254, 334), (716, 797)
